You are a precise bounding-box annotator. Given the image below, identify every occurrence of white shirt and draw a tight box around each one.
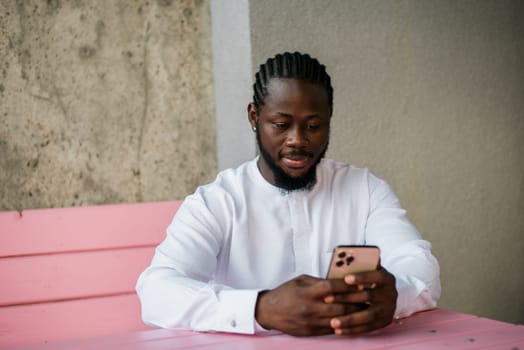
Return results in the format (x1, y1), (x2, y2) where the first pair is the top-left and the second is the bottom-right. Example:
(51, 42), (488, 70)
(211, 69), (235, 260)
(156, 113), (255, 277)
(136, 158), (441, 334)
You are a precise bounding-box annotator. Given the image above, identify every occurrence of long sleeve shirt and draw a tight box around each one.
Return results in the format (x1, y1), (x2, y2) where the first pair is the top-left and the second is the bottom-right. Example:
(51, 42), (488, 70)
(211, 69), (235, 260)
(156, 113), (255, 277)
(136, 158), (441, 334)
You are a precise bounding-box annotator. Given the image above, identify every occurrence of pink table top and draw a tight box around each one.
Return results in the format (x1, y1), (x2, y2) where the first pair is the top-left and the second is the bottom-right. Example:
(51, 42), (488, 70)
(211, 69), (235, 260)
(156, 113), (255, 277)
(4, 309), (524, 350)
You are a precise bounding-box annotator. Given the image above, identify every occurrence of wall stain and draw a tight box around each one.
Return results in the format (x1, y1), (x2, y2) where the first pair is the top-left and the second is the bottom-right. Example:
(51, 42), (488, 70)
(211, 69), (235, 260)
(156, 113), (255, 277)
(51, 83), (70, 122)
(14, 0), (30, 80)
(26, 157), (39, 168)
(0, 141), (30, 211)
(157, 0), (174, 7)
(81, 175), (125, 206)
(78, 45), (96, 59)
(19, 50), (31, 79)
(46, 0), (60, 11)
(95, 20), (105, 49)
(134, 21), (151, 203)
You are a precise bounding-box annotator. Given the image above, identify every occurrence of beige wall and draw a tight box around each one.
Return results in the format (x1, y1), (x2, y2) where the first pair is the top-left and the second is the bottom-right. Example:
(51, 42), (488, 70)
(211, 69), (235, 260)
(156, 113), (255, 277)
(250, 0), (524, 324)
(0, 0), (216, 210)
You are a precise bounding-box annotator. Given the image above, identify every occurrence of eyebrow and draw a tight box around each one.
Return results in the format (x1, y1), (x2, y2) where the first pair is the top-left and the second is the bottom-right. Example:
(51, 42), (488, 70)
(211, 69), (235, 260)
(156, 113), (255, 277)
(275, 112), (323, 119)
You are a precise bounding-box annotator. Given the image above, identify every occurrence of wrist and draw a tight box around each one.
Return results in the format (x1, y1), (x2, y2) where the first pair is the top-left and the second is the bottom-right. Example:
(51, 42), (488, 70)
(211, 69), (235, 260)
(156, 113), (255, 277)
(255, 290), (272, 330)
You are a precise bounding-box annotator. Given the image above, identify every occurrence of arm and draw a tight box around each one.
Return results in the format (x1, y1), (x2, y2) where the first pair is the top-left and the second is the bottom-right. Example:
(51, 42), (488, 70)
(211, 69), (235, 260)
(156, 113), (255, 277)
(364, 175), (441, 318)
(136, 195), (260, 334)
(325, 174), (441, 335)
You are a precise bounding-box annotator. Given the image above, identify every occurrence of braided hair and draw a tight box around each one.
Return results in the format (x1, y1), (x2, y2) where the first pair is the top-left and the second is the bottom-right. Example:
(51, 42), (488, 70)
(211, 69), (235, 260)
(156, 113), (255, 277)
(252, 52), (333, 115)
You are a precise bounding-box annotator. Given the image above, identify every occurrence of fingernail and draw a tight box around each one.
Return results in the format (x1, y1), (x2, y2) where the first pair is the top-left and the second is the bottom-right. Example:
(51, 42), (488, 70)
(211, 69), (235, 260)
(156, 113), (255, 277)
(324, 295), (334, 303)
(344, 275), (356, 284)
(357, 284), (365, 291)
(331, 318), (341, 328)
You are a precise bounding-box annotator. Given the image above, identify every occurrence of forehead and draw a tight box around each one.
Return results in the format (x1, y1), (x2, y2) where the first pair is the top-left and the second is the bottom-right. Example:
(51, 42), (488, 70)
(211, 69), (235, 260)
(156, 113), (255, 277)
(263, 78), (330, 112)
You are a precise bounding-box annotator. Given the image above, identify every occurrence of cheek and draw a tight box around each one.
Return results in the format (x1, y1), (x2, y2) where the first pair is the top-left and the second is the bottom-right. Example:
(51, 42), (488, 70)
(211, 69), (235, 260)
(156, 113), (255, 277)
(260, 129), (285, 147)
(312, 132), (330, 148)
(258, 132), (277, 154)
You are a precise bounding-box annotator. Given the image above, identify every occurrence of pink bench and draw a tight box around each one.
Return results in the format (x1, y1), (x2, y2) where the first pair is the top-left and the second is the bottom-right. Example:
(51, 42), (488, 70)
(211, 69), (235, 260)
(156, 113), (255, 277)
(0, 201), (182, 348)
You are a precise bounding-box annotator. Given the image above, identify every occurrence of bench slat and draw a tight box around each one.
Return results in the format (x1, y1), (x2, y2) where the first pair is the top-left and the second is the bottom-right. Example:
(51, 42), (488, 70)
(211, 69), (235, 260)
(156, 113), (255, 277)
(0, 201), (181, 257)
(0, 201), (183, 347)
(0, 293), (150, 348)
(0, 247), (155, 307)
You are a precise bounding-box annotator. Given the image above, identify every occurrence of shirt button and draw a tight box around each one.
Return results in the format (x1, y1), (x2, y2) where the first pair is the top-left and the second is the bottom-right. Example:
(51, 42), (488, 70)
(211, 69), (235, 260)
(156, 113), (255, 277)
(230, 320), (237, 328)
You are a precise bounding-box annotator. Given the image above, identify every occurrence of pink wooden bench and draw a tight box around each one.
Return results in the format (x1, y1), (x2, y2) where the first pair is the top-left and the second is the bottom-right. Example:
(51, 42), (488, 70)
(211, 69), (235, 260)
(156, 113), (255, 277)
(0, 201), (182, 348)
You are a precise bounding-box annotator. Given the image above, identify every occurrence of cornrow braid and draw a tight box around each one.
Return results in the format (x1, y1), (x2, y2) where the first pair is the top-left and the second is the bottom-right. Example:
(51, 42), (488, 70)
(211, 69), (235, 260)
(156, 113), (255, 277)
(253, 52), (333, 114)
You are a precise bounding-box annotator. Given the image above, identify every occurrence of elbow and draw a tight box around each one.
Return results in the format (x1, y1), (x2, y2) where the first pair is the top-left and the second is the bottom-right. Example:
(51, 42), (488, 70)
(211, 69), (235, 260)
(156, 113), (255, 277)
(136, 274), (165, 328)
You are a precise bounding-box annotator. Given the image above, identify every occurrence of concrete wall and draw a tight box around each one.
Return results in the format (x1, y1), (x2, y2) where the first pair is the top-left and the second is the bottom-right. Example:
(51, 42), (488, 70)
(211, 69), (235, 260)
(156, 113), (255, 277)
(0, 0), (216, 210)
(250, 0), (524, 324)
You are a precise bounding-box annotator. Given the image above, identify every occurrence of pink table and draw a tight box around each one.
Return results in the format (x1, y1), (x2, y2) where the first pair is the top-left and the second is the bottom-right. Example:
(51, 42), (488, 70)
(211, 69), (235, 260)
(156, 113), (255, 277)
(4, 309), (523, 350)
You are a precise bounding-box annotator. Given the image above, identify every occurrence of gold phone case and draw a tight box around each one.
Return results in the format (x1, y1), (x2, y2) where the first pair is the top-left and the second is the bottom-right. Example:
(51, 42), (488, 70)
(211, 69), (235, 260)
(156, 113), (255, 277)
(326, 245), (380, 279)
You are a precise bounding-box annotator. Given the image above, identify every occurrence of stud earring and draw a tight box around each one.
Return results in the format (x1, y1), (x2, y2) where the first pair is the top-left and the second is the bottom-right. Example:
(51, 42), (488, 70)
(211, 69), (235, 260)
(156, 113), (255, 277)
(252, 126), (257, 132)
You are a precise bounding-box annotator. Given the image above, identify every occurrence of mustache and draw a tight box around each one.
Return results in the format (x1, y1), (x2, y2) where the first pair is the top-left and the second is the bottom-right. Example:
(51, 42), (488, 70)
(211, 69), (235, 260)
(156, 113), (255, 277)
(280, 150), (314, 158)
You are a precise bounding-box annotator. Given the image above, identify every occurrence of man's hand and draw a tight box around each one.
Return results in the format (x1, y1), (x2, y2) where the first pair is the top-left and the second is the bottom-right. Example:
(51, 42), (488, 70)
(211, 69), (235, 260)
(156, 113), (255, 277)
(255, 274), (362, 336)
(325, 266), (398, 335)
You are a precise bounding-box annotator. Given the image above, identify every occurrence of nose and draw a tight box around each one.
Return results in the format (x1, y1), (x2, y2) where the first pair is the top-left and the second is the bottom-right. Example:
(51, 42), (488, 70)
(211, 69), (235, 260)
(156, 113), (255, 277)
(285, 125), (309, 147)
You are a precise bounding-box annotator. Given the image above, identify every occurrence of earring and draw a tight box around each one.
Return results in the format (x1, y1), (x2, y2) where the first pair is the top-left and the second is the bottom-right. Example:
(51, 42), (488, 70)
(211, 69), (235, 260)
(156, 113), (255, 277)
(252, 126), (257, 132)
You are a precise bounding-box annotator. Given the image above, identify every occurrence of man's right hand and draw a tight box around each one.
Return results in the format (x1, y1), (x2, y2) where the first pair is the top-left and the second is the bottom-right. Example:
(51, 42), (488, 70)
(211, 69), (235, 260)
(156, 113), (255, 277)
(254, 274), (362, 336)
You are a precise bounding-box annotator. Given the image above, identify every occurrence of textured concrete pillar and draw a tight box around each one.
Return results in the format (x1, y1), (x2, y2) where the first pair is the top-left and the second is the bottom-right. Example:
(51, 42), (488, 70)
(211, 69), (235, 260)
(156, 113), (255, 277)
(0, 0), (216, 210)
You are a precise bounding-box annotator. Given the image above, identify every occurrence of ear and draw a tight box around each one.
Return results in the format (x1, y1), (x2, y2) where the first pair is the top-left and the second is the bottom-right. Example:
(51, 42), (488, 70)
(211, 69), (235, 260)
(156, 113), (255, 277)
(247, 103), (258, 129)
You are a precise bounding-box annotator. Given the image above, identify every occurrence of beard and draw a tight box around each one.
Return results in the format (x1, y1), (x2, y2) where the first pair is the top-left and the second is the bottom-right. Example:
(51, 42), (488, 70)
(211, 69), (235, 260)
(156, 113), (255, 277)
(256, 129), (328, 192)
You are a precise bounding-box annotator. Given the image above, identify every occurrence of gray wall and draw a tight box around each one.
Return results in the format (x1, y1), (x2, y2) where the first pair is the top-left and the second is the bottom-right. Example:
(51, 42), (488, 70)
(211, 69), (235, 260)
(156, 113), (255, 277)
(250, 0), (524, 324)
(0, 0), (216, 210)
(210, 0), (255, 170)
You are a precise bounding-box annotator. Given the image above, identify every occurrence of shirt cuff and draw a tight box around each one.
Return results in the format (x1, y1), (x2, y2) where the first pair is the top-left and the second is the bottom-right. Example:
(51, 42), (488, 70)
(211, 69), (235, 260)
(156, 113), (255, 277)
(394, 275), (438, 319)
(215, 289), (260, 334)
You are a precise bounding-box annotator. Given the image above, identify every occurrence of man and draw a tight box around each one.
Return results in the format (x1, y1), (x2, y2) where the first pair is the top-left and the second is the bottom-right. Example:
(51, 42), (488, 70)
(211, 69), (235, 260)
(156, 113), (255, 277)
(136, 52), (441, 336)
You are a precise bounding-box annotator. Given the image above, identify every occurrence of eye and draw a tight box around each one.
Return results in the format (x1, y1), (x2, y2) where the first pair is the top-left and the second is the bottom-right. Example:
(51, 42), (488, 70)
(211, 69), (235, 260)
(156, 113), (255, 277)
(307, 124), (321, 130)
(273, 122), (288, 130)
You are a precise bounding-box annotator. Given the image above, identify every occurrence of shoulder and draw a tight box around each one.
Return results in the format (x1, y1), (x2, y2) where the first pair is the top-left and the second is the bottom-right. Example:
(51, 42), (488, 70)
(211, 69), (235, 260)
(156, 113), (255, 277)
(199, 159), (254, 193)
(316, 159), (391, 195)
(183, 159), (256, 208)
(318, 158), (364, 174)
(317, 158), (377, 183)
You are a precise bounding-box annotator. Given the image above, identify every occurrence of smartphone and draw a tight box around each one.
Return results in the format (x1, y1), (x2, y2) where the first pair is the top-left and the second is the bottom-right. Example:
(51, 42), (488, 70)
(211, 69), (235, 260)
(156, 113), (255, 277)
(326, 245), (380, 279)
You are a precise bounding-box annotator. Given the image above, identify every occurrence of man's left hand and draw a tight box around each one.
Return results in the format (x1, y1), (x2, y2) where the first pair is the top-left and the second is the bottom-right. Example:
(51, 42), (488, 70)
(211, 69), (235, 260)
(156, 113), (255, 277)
(324, 266), (398, 335)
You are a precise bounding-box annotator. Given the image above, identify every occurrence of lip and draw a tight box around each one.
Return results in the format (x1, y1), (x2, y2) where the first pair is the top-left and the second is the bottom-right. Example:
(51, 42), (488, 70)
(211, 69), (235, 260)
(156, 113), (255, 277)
(281, 155), (310, 169)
